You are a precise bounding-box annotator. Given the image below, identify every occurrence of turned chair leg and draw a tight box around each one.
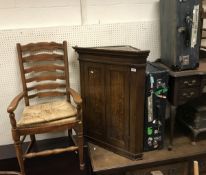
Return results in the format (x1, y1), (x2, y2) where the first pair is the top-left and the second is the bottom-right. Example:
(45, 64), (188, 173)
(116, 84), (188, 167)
(77, 122), (85, 170)
(14, 140), (26, 175)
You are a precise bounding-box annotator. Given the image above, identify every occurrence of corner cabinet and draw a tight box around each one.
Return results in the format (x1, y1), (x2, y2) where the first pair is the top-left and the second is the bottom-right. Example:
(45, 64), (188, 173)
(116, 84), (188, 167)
(74, 46), (150, 159)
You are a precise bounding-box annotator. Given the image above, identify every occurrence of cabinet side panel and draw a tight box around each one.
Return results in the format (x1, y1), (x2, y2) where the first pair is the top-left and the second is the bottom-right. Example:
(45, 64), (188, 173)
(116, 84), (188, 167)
(83, 62), (106, 140)
(129, 66), (145, 153)
(105, 65), (130, 150)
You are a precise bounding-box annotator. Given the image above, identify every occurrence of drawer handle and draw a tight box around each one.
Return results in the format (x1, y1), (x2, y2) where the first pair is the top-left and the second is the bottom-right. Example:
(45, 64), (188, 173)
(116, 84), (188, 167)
(190, 92), (195, 95)
(182, 92), (195, 98)
(183, 80), (196, 86)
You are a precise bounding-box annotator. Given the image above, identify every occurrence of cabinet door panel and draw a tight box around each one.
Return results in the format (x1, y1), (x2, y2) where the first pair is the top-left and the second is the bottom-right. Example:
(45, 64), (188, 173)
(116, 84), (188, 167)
(105, 65), (130, 149)
(83, 62), (106, 139)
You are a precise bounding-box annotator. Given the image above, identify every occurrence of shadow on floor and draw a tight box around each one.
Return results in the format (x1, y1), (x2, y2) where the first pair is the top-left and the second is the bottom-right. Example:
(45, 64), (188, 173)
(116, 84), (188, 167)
(0, 137), (92, 175)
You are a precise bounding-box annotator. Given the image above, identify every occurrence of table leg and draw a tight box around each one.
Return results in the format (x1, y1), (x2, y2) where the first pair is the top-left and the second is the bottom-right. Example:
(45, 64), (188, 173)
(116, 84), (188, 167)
(168, 105), (176, 151)
(191, 131), (199, 146)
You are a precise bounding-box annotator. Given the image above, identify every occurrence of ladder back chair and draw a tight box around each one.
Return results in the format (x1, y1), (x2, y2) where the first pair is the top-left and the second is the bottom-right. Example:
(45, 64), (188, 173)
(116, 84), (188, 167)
(7, 41), (84, 175)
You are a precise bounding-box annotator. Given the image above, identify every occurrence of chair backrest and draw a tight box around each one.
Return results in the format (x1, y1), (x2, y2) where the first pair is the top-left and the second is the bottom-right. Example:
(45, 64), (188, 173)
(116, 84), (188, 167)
(17, 41), (70, 106)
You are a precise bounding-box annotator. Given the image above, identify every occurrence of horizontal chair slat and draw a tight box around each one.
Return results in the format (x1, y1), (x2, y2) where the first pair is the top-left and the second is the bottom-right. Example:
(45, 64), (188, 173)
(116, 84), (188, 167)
(201, 45), (206, 49)
(23, 146), (78, 159)
(28, 91), (66, 98)
(0, 171), (21, 175)
(26, 74), (65, 83)
(22, 54), (64, 62)
(24, 65), (65, 73)
(21, 42), (63, 52)
(27, 83), (66, 91)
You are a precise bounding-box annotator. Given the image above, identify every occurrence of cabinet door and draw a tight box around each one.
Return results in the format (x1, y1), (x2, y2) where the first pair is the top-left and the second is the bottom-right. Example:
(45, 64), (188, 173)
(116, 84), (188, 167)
(83, 62), (106, 140)
(105, 65), (130, 149)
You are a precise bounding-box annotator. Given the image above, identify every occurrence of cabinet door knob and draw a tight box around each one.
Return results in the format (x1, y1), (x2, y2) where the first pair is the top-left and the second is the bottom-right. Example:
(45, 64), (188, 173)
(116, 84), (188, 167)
(90, 70), (94, 74)
(182, 92), (194, 98)
(131, 68), (136, 72)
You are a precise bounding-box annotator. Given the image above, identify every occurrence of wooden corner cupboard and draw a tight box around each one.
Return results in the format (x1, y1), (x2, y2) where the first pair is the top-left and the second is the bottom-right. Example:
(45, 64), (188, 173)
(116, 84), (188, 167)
(73, 46), (150, 159)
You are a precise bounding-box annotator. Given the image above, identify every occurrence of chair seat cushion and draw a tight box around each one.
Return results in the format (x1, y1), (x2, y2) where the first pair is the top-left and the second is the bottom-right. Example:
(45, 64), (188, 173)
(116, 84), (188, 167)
(17, 100), (77, 127)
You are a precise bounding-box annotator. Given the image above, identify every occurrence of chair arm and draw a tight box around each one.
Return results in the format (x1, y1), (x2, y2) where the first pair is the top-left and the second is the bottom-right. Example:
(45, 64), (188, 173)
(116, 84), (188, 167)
(7, 92), (25, 113)
(67, 88), (82, 105)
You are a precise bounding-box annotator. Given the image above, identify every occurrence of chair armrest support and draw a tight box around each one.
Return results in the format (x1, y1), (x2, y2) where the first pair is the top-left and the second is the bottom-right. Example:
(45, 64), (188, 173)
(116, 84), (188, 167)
(67, 88), (82, 105)
(7, 92), (25, 113)
(67, 88), (83, 121)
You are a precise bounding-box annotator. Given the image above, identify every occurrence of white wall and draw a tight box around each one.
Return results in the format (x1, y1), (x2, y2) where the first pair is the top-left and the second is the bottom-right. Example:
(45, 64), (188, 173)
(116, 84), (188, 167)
(0, 0), (159, 29)
(0, 0), (160, 146)
(0, 0), (81, 29)
(86, 0), (159, 24)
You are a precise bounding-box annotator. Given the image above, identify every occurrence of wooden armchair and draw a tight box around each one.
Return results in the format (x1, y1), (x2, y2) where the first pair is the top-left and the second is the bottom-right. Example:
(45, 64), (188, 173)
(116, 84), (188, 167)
(7, 41), (84, 175)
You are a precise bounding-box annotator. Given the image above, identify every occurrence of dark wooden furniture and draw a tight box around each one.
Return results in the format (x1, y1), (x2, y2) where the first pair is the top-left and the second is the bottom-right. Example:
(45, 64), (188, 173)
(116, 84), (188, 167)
(156, 60), (206, 148)
(88, 135), (206, 175)
(86, 60), (206, 175)
(176, 95), (206, 145)
(74, 46), (150, 159)
(7, 41), (84, 175)
(164, 0), (206, 145)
